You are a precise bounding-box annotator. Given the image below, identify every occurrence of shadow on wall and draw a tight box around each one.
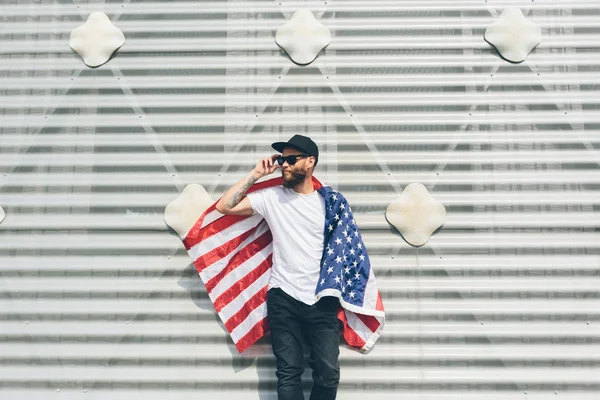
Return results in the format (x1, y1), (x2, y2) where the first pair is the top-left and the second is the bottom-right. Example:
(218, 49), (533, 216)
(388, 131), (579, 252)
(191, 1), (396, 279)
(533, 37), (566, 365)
(177, 262), (277, 399)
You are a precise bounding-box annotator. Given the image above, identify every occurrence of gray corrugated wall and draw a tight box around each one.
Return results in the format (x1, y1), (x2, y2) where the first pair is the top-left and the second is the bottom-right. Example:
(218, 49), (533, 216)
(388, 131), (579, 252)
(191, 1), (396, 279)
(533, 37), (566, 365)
(1, 0), (599, 399)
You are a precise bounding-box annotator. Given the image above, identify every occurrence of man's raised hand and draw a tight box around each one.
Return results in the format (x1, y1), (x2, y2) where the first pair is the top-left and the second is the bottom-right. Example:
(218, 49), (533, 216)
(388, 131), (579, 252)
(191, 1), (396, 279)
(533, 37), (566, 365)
(253, 154), (280, 178)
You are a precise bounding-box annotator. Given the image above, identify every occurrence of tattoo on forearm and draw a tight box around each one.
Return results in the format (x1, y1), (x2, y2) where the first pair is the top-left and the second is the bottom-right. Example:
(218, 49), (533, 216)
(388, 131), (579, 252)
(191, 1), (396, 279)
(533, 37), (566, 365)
(226, 176), (257, 209)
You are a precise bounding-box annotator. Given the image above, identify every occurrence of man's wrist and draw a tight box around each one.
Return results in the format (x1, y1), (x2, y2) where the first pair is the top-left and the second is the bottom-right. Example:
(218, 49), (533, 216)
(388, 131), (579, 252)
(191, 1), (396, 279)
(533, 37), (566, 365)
(250, 169), (263, 180)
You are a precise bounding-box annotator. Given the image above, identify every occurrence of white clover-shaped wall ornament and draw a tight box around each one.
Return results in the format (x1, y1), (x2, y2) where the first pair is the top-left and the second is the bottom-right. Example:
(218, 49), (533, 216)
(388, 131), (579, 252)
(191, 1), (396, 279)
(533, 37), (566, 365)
(484, 8), (542, 63)
(0, 206), (5, 225)
(275, 9), (331, 65)
(69, 12), (125, 68)
(385, 183), (446, 247)
(164, 184), (215, 239)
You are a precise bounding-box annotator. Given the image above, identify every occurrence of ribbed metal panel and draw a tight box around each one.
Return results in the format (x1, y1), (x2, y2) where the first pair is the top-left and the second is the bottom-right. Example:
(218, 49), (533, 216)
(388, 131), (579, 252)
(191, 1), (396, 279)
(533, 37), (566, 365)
(1, 0), (599, 398)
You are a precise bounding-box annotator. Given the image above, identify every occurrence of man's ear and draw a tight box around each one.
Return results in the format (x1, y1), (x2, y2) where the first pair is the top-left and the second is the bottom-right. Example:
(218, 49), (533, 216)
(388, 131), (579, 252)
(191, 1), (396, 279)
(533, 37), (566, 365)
(307, 156), (316, 170)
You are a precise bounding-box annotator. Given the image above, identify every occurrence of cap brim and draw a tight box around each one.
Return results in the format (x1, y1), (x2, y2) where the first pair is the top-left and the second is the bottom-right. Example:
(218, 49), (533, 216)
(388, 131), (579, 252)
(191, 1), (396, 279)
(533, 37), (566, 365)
(271, 142), (308, 154)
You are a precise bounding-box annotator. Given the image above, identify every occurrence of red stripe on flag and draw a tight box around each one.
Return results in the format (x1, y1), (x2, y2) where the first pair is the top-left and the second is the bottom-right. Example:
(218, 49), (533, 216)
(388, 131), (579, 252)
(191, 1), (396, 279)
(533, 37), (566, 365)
(337, 309), (366, 349)
(235, 317), (270, 353)
(183, 213), (249, 250)
(311, 176), (323, 190)
(204, 230), (272, 294)
(224, 285), (269, 332)
(356, 313), (381, 334)
(182, 204), (216, 248)
(193, 222), (263, 273)
(213, 254), (272, 312)
(376, 292), (384, 312)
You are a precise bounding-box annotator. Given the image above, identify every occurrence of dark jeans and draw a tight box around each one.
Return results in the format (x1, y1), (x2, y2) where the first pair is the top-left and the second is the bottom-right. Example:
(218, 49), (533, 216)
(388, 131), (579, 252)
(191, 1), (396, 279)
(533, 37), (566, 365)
(267, 287), (341, 400)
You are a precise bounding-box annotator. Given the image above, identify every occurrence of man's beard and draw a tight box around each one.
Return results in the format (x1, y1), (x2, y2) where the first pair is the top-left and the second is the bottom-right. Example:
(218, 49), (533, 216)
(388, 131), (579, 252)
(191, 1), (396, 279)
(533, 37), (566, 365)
(282, 169), (307, 188)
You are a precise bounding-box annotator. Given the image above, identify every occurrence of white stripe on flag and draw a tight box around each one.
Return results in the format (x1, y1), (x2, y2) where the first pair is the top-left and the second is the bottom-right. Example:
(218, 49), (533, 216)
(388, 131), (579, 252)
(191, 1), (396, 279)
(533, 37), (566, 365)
(188, 214), (264, 261)
(208, 244), (273, 302)
(199, 221), (270, 283)
(230, 301), (268, 343)
(363, 267), (379, 309)
(344, 309), (371, 344)
(218, 267), (271, 322)
(200, 209), (224, 229)
(186, 210), (260, 256)
(181, 209), (224, 240)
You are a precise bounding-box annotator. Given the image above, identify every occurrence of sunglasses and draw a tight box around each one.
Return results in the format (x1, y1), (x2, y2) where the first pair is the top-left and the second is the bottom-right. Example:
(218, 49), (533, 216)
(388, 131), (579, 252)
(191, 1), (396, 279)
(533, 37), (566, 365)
(276, 154), (309, 166)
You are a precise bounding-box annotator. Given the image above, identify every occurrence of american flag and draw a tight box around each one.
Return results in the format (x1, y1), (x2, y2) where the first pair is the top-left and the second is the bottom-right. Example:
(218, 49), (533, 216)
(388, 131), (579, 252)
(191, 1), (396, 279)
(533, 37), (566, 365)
(182, 176), (385, 353)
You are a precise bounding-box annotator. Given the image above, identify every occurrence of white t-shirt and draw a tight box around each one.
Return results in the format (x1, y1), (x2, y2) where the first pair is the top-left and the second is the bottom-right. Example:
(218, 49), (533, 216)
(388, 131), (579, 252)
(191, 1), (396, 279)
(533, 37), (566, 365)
(247, 186), (326, 306)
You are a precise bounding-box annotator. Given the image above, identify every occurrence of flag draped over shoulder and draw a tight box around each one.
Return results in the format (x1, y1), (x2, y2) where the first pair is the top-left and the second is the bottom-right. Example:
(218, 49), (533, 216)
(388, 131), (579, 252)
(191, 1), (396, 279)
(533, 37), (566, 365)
(315, 184), (385, 351)
(181, 176), (385, 353)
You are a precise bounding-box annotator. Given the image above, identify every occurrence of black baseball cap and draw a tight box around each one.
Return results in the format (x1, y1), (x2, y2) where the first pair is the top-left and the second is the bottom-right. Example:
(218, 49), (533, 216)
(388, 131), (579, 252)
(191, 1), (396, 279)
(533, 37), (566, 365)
(271, 134), (319, 166)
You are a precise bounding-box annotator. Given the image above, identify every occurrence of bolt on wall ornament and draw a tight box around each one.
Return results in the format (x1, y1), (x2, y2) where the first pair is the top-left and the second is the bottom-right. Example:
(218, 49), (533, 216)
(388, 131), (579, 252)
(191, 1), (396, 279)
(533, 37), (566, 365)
(164, 184), (215, 239)
(385, 183), (446, 247)
(69, 12), (125, 68)
(275, 9), (332, 65)
(484, 8), (542, 63)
